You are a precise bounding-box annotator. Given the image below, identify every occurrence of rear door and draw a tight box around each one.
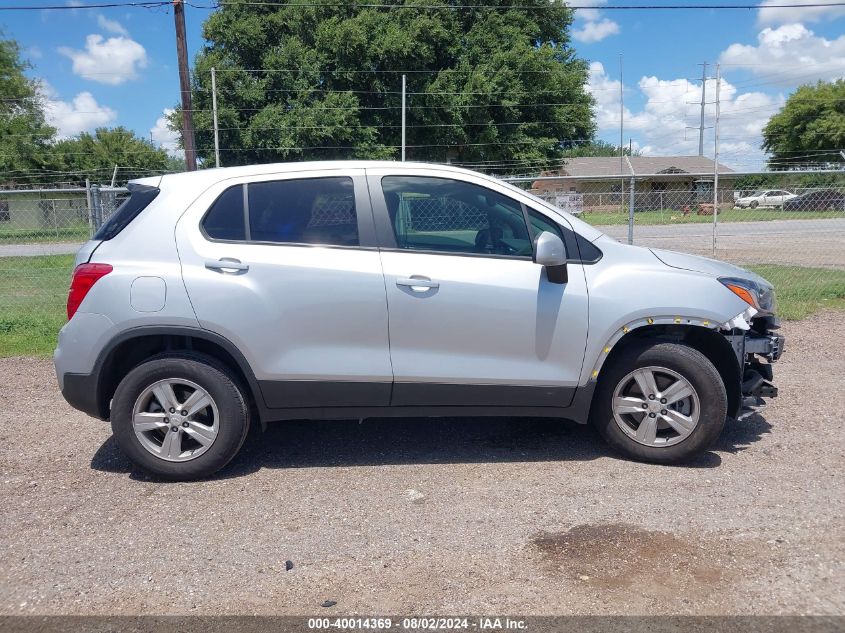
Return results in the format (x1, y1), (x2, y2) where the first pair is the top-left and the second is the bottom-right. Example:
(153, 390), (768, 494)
(175, 169), (392, 409)
(366, 167), (589, 408)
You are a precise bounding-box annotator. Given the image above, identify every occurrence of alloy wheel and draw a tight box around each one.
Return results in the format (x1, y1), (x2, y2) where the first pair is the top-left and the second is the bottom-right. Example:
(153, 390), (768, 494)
(131, 378), (219, 462)
(611, 366), (700, 447)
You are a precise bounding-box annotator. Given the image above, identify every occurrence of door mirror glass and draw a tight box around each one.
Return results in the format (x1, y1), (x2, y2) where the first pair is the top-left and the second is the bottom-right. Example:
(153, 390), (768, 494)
(533, 231), (566, 267)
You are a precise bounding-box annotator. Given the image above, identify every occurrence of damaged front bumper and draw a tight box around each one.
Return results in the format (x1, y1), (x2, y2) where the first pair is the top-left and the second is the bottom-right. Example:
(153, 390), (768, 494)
(723, 314), (785, 418)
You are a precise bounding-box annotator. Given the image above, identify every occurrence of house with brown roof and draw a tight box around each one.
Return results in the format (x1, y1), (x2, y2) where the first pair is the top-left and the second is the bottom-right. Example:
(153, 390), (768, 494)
(530, 156), (736, 214)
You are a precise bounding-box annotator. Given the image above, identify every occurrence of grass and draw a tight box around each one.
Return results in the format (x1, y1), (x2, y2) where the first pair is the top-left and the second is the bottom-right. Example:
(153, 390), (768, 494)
(580, 208), (843, 227)
(0, 254), (73, 356)
(0, 257), (842, 357)
(0, 224), (92, 245)
(748, 264), (845, 321)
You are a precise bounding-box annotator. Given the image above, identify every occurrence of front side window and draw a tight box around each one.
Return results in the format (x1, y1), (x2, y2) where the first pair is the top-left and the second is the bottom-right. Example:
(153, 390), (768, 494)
(527, 208), (563, 241)
(381, 176), (531, 256)
(202, 177), (358, 247)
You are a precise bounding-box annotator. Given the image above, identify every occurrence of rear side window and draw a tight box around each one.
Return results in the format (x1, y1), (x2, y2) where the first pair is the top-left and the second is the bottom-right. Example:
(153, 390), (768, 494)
(201, 177), (358, 247)
(249, 178), (357, 246)
(93, 184), (160, 241)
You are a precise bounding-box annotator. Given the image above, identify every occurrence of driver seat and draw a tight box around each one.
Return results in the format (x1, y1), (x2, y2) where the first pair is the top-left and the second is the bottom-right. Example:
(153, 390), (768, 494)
(474, 225), (503, 253)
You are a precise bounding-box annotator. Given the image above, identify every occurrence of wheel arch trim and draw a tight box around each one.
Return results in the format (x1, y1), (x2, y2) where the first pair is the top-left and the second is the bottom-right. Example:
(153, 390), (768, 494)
(588, 315), (723, 383)
(92, 325), (268, 420)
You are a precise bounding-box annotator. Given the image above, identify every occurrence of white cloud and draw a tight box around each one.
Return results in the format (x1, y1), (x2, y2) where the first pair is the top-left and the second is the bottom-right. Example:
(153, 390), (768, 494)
(59, 33), (147, 85)
(720, 23), (845, 86)
(573, 18), (620, 44)
(758, 0), (845, 24)
(37, 82), (117, 138)
(587, 62), (784, 170)
(572, 1), (620, 44)
(150, 109), (183, 159)
(97, 14), (129, 36)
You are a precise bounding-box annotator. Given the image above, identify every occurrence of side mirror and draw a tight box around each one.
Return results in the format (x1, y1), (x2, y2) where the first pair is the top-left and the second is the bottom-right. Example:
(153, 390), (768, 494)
(533, 231), (568, 284)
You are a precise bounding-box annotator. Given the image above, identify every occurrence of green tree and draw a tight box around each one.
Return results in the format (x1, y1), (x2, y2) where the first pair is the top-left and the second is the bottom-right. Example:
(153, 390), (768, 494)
(0, 33), (55, 185)
(562, 139), (639, 157)
(762, 80), (845, 168)
(180, 0), (594, 168)
(48, 127), (174, 186)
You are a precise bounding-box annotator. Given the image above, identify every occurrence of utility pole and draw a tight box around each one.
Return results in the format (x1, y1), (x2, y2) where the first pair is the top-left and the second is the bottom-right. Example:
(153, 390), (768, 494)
(619, 54), (625, 219)
(174, 0), (197, 171)
(698, 62), (708, 156)
(625, 154), (635, 245)
(712, 63), (722, 257)
(211, 67), (220, 168)
(401, 74), (407, 162)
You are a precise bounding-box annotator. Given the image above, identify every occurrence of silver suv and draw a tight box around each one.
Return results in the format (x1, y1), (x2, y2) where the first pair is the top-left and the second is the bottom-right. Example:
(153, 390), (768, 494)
(55, 161), (784, 479)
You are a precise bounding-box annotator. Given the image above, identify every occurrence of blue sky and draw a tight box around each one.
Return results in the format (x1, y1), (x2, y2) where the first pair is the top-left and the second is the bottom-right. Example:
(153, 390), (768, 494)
(3, 1), (845, 170)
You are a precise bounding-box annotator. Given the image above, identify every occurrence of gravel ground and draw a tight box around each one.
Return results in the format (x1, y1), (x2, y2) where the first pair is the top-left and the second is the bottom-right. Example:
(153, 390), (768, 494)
(0, 312), (843, 616)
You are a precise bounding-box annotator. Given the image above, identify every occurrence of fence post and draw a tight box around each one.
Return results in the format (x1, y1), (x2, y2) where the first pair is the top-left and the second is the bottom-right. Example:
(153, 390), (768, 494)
(712, 63), (722, 257)
(51, 200), (59, 239)
(90, 185), (103, 232)
(85, 178), (94, 237)
(628, 175), (636, 244)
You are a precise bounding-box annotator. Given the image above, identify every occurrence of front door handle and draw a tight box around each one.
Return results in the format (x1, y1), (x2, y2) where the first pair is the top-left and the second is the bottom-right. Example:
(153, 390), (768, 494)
(396, 276), (439, 292)
(205, 258), (249, 273)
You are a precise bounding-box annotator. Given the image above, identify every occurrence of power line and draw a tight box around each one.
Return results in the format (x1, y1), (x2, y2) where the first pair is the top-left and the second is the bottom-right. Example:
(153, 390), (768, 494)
(0, 1), (170, 9)
(4, 1), (844, 10)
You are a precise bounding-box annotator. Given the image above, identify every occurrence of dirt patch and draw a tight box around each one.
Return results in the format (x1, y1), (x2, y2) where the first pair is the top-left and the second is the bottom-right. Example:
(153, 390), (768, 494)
(532, 523), (743, 600)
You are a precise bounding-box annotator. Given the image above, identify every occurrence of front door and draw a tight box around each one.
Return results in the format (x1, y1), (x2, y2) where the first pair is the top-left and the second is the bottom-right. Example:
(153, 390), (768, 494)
(175, 169), (392, 408)
(367, 169), (590, 408)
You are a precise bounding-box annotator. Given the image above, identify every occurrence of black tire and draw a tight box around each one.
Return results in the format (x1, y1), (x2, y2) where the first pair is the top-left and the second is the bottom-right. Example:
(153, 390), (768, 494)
(591, 342), (727, 464)
(111, 353), (250, 480)
(749, 200), (759, 209)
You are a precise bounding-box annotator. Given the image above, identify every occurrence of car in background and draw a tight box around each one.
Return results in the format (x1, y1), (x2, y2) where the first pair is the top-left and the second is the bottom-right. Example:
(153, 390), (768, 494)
(735, 189), (797, 209)
(782, 189), (845, 212)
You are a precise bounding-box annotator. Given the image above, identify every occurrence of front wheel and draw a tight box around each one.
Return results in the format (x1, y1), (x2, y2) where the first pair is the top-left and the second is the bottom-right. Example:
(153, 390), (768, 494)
(111, 354), (250, 480)
(591, 342), (727, 464)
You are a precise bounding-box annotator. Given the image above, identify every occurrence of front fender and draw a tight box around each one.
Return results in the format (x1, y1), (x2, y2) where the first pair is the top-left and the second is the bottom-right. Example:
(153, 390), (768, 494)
(580, 238), (751, 384)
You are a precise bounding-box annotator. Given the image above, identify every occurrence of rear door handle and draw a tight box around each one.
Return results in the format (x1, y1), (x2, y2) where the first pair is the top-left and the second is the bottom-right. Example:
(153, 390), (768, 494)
(396, 276), (439, 291)
(205, 258), (249, 273)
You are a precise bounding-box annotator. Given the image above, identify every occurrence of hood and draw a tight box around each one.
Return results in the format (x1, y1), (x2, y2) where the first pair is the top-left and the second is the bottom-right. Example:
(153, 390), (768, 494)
(650, 248), (770, 287)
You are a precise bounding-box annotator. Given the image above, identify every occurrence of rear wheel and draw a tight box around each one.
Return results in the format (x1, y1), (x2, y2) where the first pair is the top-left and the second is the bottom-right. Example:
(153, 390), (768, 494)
(111, 354), (250, 480)
(591, 342), (727, 463)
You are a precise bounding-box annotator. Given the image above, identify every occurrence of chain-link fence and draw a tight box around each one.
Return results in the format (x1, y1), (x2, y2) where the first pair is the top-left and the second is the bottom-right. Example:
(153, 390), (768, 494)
(0, 185), (128, 356)
(511, 173), (845, 270)
(1, 171), (844, 356)
(0, 185), (129, 247)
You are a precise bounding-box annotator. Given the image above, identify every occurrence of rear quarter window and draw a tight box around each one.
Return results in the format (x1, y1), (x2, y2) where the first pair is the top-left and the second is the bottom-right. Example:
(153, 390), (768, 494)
(93, 184), (160, 241)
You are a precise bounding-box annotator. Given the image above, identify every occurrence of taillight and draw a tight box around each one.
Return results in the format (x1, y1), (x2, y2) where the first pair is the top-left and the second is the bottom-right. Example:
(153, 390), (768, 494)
(67, 263), (112, 319)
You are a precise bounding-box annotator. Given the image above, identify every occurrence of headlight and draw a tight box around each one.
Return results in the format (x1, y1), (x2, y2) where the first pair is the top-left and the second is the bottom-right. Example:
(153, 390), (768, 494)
(719, 277), (775, 313)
